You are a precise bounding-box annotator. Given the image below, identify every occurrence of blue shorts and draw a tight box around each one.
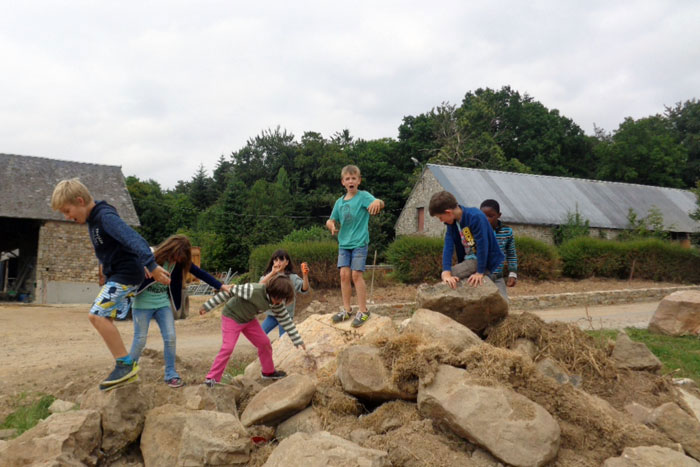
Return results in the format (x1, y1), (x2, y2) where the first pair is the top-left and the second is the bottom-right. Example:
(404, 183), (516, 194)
(337, 245), (368, 271)
(90, 281), (138, 319)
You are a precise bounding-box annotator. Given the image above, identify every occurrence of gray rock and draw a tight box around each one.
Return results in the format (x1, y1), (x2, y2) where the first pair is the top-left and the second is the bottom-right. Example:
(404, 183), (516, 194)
(648, 290), (700, 337)
(510, 338), (537, 360)
(679, 388), (700, 422)
(624, 402), (652, 425)
(337, 345), (415, 401)
(182, 384), (238, 415)
(649, 402), (700, 460)
(536, 357), (580, 387)
(81, 381), (149, 455)
(471, 448), (506, 467)
(418, 364), (560, 467)
(275, 407), (323, 440)
(241, 374), (316, 427)
(403, 308), (483, 353)
(416, 280), (508, 334)
(612, 332), (662, 371)
(603, 445), (700, 466)
(262, 431), (390, 466)
(141, 404), (250, 466)
(0, 410), (101, 466)
(48, 399), (77, 414)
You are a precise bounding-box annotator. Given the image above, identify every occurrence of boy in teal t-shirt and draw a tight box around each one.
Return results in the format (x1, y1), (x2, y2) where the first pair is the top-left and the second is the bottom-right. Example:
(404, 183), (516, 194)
(326, 165), (384, 327)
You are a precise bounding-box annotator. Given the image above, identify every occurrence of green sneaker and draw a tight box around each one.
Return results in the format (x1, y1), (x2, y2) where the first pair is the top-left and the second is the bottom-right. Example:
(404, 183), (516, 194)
(100, 361), (140, 387)
(332, 310), (351, 323)
(351, 311), (370, 328)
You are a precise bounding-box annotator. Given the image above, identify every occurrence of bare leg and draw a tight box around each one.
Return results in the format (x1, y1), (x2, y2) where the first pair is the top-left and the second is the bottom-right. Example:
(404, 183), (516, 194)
(89, 314), (128, 359)
(352, 270), (367, 314)
(340, 267), (352, 313)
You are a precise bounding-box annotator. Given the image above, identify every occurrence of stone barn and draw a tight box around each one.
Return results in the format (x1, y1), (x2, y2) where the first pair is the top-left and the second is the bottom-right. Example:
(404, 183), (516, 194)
(396, 164), (699, 245)
(0, 153), (140, 304)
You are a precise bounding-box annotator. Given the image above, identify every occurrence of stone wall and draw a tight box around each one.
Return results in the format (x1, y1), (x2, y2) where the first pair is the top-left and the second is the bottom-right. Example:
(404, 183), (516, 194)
(395, 169), (447, 238)
(35, 220), (100, 303)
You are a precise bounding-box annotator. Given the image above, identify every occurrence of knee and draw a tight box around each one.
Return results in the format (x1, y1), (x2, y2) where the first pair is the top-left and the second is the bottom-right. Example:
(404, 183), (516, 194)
(88, 313), (101, 327)
(340, 269), (351, 282)
(351, 271), (364, 283)
(257, 341), (273, 354)
(163, 335), (176, 347)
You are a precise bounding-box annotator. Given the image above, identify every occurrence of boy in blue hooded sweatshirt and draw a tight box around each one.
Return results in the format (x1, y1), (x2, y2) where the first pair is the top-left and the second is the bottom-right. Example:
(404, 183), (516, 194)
(51, 178), (171, 390)
(428, 191), (504, 290)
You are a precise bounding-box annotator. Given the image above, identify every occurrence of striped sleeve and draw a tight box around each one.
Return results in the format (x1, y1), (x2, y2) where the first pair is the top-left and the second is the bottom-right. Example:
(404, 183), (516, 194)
(269, 303), (304, 347)
(202, 284), (255, 312)
(504, 228), (518, 273)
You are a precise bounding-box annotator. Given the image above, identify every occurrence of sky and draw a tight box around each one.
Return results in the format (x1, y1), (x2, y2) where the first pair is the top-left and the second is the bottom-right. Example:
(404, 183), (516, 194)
(1, 1), (699, 189)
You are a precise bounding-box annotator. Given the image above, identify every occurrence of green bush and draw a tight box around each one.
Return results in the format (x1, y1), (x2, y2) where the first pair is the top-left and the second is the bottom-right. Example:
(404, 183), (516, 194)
(514, 236), (561, 280)
(386, 236), (444, 283)
(283, 225), (333, 243)
(249, 241), (340, 288)
(559, 237), (700, 282)
(552, 208), (590, 245)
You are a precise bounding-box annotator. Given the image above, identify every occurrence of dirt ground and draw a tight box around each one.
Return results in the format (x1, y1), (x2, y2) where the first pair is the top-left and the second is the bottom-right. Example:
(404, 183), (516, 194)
(0, 279), (687, 421)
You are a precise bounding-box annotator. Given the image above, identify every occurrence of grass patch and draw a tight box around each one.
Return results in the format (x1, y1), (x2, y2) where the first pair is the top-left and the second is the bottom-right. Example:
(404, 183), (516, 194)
(221, 358), (250, 383)
(586, 329), (700, 384)
(0, 393), (55, 436)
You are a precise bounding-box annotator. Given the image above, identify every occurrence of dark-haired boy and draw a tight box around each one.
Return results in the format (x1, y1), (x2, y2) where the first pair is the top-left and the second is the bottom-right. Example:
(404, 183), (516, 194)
(428, 191), (504, 289)
(480, 199), (518, 299)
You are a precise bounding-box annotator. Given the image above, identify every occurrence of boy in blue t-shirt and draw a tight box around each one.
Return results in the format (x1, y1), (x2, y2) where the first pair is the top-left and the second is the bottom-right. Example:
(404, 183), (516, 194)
(325, 165), (384, 327)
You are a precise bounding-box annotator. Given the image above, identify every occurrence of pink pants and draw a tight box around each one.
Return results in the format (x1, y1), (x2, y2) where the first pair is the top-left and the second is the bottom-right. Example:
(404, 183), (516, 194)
(206, 315), (275, 381)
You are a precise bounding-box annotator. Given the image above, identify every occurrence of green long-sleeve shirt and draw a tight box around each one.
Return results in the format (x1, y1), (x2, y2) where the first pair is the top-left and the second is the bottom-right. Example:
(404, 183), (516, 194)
(202, 283), (303, 347)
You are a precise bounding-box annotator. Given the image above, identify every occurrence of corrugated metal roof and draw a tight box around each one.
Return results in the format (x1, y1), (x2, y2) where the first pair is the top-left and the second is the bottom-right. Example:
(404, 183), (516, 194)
(428, 164), (699, 232)
(0, 153), (140, 225)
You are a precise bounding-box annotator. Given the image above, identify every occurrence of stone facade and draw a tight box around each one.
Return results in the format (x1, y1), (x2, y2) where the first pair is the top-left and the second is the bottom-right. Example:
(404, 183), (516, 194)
(35, 220), (100, 304)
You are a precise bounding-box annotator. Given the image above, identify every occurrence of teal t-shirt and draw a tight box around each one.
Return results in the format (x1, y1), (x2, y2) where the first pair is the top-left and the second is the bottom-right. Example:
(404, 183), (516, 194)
(133, 262), (173, 310)
(330, 190), (376, 249)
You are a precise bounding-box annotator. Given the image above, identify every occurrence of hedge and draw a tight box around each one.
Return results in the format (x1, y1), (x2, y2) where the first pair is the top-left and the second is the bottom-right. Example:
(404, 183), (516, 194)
(248, 241), (340, 289)
(514, 236), (561, 280)
(559, 237), (700, 283)
(385, 236), (444, 283)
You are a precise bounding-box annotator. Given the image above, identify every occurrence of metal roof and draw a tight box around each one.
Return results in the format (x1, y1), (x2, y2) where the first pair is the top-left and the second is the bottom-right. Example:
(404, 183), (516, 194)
(0, 153), (140, 225)
(428, 164), (699, 232)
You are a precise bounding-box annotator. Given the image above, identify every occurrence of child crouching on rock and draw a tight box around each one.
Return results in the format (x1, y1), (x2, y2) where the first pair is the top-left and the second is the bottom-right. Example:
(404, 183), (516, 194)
(199, 275), (305, 386)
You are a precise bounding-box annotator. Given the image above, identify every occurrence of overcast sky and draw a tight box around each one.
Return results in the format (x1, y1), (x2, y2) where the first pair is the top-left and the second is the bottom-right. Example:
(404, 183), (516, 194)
(1, 1), (698, 188)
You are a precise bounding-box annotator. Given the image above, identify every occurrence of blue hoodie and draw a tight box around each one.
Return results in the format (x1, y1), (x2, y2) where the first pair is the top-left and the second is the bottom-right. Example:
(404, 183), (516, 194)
(441, 205), (505, 275)
(87, 201), (157, 285)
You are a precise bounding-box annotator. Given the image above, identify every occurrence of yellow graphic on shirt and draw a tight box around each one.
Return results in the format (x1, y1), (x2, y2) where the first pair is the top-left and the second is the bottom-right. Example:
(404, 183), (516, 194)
(461, 227), (476, 255)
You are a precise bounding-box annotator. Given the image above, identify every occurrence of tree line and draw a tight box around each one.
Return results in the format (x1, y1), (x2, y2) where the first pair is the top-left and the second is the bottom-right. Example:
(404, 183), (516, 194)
(126, 86), (700, 271)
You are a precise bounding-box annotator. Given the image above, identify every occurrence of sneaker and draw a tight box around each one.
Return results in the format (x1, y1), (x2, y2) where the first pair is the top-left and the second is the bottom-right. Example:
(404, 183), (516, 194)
(204, 378), (217, 388)
(262, 370), (287, 380)
(351, 311), (370, 328)
(101, 361), (140, 387)
(332, 310), (351, 323)
(167, 377), (184, 388)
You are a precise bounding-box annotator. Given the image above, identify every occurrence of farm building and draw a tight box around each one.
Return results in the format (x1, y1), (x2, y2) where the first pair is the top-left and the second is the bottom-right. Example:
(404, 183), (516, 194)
(0, 153), (140, 304)
(396, 164), (699, 244)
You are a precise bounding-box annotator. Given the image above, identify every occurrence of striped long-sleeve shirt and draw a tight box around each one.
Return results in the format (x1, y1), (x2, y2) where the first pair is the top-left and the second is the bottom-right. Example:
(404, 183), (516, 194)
(201, 283), (304, 347)
(492, 222), (518, 278)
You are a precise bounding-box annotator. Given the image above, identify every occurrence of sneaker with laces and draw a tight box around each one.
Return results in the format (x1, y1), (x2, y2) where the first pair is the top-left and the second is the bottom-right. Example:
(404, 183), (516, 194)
(204, 378), (217, 388)
(167, 377), (184, 388)
(332, 310), (351, 323)
(262, 370), (287, 380)
(101, 361), (139, 387)
(351, 311), (370, 328)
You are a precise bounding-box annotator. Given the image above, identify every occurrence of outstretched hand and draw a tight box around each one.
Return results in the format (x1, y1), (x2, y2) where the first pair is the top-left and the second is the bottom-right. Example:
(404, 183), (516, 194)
(368, 199), (383, 215)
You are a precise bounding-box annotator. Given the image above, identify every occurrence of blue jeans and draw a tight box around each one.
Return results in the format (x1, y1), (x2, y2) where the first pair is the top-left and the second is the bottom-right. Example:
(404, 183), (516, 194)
(129, 306), (179, 381)
(337, 245), (369, 271)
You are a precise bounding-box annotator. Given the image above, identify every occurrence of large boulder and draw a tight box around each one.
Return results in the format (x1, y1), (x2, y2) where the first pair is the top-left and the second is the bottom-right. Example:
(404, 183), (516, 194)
(402, 308), (483, 353)
(337, 345), (415, 401)
(0, 410), (101, 466)
(80, 381), (149, 455)
(648, 290), (700, 336)
(648, 402), (700, 460)
(263, 431), (390, 466)
(141, 404), (251, 466)
(182, 384), (238, 415)
(275, 407), (323, 440)
(679, 388), (700, 422)
(612, 332), (662, 371)
(416, 280), (508, 334)
(603, 445), (700, 466)
(418, 364), (560, 467)
(240, 374), (316, 427)
(245, 313), (396, 378)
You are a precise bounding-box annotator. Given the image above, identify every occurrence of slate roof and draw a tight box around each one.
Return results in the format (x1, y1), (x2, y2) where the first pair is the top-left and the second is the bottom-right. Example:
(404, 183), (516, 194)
(427, 164), (699, 232)
(0, 153), (140, 226)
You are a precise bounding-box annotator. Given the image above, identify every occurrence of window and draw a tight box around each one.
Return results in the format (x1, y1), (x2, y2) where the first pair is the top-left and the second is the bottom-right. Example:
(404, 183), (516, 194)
(417, 207), (424, 232)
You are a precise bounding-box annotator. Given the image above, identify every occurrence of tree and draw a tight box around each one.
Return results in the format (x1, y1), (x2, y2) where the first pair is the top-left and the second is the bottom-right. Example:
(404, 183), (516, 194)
(666, 99), (700, 188)
(125, 176), (172, 244)
(189, 164), (217, 210)
(595, 116), (688, 188)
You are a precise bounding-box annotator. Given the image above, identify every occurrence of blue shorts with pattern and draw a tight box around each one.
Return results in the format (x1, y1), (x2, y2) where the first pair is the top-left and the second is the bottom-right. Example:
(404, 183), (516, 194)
(90, 281), (138, 319)
(337, 245), (369, 271)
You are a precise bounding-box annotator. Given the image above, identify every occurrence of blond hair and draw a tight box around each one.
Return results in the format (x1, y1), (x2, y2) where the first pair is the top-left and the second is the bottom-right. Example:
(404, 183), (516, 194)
(51, 178), (94, 210)
(341, 165), (361, 178)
